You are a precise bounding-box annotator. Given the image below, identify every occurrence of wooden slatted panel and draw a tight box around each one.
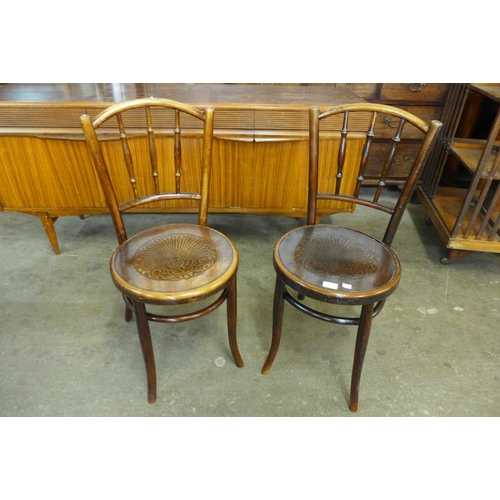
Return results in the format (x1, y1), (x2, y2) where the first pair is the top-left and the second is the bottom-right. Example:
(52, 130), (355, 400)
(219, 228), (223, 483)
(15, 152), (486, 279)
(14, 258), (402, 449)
(0, 107), (87, 128)
(255, 109), (372, 131)
(418, 83), (469, 200)
(0, 106), (254, 131)
(1, 105), (373, 133)
(214, 110), (254, 129)
(104, 108), (254, 131)
(0, 135), (105, 209)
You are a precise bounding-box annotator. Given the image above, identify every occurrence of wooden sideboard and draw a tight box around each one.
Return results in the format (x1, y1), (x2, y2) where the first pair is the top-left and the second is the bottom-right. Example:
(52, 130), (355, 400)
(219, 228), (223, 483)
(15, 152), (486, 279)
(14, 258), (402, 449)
(238, 84), (449, 183)
(0, 83), (373, 253)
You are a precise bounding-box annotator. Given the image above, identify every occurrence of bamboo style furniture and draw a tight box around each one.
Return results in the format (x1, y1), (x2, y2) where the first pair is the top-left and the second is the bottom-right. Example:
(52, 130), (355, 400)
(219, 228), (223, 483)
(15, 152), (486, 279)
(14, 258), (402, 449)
(261, 103), (442, 411)
(417, 83), (500, 263)
(0, 83), (371, 254)
(80, 98), (244, 403)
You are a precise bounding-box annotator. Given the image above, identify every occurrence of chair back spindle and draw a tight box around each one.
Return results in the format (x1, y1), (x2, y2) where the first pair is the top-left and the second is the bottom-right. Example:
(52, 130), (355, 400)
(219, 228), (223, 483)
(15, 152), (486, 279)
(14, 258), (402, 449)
(336, 111), (349, 194)
(117, 112), (139, 199)
(307, 103), (443, 246)
(145, 106), (159, 195)
(353, 111), (377, 198)
(80, 98), (214, 244)
(174, 109), (182, 194)
(373, 117), (404, 203)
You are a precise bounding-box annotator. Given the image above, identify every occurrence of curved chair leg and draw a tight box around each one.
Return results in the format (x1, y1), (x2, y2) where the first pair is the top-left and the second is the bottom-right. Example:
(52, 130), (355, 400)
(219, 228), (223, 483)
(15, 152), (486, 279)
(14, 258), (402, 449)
(349, 302), (374, 412)
(132, 300), (157, 404)
(261, 275), (286, 374)
(227, 275), (244, 368)
(123, 295), (133, 322)
(125, 306), (133, 322)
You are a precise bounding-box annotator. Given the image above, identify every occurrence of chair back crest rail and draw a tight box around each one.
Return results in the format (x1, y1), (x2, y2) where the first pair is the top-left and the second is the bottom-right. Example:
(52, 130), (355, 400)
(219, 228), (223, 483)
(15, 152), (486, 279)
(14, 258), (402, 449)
(80, 98), (214, 244)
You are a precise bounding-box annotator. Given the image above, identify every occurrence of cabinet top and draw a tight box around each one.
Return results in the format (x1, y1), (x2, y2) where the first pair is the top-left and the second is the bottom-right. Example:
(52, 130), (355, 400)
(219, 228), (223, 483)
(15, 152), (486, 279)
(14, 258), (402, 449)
(0, 83), (365, 109)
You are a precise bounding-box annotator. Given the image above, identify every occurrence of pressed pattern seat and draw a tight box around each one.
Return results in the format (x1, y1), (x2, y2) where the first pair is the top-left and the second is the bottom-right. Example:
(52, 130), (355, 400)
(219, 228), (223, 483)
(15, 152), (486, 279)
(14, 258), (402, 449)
(261, 103), (442, 411)
(275, 225), (401, 304)
(111, 224), (237, 305)
(80, 98), (243, 404)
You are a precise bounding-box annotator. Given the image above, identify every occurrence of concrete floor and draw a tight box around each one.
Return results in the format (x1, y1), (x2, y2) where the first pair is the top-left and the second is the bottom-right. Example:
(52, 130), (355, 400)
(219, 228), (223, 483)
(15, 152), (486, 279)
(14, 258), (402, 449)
(1, 190), (499, 417)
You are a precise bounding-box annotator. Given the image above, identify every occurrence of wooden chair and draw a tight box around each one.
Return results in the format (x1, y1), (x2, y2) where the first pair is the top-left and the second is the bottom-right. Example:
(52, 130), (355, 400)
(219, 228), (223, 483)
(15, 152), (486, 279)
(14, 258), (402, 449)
(80, 98), (244, 403)
(261, 103), (442, 411)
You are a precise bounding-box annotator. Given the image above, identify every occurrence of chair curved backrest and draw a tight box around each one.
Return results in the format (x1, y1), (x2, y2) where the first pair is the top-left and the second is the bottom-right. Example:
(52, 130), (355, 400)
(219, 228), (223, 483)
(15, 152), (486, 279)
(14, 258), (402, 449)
(80, 97), (214, 245)
(308, 103), (443, 246)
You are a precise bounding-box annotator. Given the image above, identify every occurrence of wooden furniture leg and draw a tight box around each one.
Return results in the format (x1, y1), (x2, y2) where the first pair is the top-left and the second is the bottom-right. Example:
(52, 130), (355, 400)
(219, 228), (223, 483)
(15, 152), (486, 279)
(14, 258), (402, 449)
(125, 306), (133, 322)
(227, 275), (244, 367)
(123, 296), (134, 322)
(440, 249), (472, 264)
(262, 276), (286, 375)
(132, 300), (157, 404)
(38, 212), (60, 254)
(350, 303), (374, 412)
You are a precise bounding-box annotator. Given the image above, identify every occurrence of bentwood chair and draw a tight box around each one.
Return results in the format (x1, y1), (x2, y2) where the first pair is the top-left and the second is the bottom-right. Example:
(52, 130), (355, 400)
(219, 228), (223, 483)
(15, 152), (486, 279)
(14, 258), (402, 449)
(80, 98), (243, 403)
(261, 103), (442, 411)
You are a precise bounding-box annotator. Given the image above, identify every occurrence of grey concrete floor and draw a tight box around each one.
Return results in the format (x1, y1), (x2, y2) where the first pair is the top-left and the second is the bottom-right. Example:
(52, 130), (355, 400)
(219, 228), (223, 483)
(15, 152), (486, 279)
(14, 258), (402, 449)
(1, 190), (499, 417)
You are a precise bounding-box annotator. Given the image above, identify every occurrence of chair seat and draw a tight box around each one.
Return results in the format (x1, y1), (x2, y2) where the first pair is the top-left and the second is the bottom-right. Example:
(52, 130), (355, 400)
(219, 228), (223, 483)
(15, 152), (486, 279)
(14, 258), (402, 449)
(274, 224), (401, 306)
(110, 223), (238, 306)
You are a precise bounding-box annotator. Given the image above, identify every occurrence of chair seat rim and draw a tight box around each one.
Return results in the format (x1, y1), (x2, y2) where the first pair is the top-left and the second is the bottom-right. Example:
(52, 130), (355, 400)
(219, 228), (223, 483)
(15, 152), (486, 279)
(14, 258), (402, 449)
(274, 224), (401, 305)
(110, 223), (238, 305)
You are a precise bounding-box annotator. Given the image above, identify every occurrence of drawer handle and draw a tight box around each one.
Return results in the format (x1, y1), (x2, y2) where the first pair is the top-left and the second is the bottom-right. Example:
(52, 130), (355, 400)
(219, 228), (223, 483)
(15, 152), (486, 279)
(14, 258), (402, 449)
(404, 83), (427, 92)
(394, 155), (412, 165)
(384, 116), (400, 128)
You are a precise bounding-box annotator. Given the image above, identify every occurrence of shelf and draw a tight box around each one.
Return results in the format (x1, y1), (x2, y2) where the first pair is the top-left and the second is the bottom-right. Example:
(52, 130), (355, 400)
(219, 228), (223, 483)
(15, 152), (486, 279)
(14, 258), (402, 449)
(418, 187), (500, 252)
(418, 83), (500, 261)
(450, 139), (500, 179)
(471, 84), (500, 103)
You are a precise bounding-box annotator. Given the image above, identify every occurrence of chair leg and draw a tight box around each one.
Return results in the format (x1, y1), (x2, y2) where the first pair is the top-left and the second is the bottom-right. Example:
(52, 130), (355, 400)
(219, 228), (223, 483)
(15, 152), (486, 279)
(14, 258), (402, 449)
(132, 300), (157, 404)
(125, 305), (133, 322)
(349, 302), (374, 412)
(227, 274), (244, 368)
(261, 275), (286, 375)
(123, 295), (133, 322)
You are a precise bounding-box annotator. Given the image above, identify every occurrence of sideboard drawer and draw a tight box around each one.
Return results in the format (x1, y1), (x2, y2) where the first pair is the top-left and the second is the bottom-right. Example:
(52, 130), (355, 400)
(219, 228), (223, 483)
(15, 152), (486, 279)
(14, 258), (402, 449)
(364, 142), (420, 184)
(379, 83), (449, 103)
(364, 142), (423, 182)
(375, 105), (443, 139)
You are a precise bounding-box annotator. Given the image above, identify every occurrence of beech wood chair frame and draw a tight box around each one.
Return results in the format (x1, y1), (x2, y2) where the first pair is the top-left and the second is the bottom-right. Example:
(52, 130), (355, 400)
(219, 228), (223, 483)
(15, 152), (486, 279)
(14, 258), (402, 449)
(261, 103), (442, 411)
(80, 98), (244, 403)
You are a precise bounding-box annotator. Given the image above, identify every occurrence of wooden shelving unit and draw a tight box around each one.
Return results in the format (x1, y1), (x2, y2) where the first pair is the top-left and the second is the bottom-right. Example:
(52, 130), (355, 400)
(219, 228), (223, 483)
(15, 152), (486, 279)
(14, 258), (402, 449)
(417, 83), (500, 263)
